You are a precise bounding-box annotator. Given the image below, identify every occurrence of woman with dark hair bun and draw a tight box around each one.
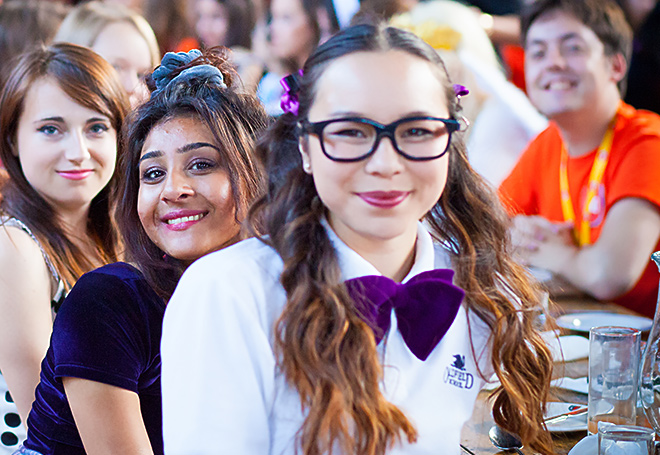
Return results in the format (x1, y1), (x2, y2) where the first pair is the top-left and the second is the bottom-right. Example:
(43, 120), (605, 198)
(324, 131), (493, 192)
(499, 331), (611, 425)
(0, 43), (128, 446)
(162, 22), (555, 455)
(17, 48), (267, 455)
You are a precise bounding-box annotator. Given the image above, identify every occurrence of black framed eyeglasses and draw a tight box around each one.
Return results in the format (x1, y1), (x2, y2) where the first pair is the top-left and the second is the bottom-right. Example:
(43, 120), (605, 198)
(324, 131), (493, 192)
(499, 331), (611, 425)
(300, 116), (461, 162)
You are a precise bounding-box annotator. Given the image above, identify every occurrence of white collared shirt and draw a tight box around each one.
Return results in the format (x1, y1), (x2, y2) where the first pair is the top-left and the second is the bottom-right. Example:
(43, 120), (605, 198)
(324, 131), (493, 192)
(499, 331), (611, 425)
(161, 222), (493, 455)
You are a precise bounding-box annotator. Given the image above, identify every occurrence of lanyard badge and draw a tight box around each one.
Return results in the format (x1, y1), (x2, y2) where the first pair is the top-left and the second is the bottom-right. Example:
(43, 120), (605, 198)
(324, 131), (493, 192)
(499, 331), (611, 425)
(559, 116), (616, 246)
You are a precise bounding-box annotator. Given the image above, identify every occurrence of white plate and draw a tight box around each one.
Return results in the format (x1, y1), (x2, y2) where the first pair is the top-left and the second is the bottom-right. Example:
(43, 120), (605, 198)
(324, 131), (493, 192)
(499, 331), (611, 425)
(529, 266), (553, 283)
(568, 434), (597, 455)
(543, 334), (590, 362)
(545, 402), (588, 433)
(556, 312), (653, 333)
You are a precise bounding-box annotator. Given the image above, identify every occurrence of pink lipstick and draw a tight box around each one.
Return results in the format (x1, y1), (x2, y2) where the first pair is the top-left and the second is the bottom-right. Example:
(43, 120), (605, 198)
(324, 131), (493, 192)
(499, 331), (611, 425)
(357, 191), (410, 208)
(57, 170), (93, 180)
(161, 210), (208, 231)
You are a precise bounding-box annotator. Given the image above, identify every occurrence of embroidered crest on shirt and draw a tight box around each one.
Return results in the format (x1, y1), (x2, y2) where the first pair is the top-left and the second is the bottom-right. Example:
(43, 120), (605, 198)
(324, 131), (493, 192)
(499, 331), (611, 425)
(443, 354), (474, 389)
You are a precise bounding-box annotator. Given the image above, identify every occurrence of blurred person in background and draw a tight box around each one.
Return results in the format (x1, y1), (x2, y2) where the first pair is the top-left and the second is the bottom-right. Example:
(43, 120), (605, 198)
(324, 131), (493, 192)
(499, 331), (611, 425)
(355, 0), (417, 21)
(0, 0), (69, 93)
(257, 0), (339, 115)
(55, 0), (160, 108)
(194, 0), (255, 49)
(143, 0), (194, 55)
(499, 0), (660, 318)
(192, 0), (263, 92)
(102, 0), (144, 12)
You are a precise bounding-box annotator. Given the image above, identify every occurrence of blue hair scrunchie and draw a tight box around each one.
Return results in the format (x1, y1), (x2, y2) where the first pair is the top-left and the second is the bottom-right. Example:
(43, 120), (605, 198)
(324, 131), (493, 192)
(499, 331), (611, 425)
(151, 49), (226, 97)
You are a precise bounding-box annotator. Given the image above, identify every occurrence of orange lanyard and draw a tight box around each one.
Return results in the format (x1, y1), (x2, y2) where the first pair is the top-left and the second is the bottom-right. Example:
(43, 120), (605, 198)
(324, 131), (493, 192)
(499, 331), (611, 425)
(559, 117), (616, 246)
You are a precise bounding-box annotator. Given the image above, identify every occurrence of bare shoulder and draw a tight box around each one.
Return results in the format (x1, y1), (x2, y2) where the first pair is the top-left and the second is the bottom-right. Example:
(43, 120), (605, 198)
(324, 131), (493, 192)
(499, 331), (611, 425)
(0, 224), (51, 291)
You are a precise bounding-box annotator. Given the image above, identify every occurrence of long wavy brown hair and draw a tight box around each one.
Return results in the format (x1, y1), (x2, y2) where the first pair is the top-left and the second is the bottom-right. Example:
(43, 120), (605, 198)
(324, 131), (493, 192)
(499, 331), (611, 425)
(250, 23), (554, 455)
(118, 48), (268, 299)
(0, 43), (128, 300)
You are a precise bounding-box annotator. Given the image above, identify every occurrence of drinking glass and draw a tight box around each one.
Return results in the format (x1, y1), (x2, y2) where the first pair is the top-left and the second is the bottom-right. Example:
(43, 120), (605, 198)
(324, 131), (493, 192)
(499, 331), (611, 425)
(588, 326), (642, 434)
(640, 251), (660, 434)
(598, 423), (654, 455)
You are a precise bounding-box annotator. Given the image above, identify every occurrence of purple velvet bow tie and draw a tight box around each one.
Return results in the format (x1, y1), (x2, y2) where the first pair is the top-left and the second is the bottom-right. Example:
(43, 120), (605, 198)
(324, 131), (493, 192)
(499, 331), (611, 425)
(345, 269), (464, 361)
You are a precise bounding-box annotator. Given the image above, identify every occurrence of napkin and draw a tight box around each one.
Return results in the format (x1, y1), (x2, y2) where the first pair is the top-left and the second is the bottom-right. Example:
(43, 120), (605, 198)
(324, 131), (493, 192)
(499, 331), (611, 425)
(529, 266), (553, 283)
(543, 333), (590, 362)
(550, 376), (589, 394)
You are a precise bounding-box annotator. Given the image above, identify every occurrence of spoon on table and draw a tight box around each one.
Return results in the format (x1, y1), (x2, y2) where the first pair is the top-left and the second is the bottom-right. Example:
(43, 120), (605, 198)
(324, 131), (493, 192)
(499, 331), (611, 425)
(488, 425), (524, 454)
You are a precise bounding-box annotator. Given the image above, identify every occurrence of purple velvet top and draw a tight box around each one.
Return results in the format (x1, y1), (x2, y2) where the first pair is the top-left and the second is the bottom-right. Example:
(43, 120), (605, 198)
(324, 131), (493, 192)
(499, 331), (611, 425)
(24, 263), (166, 455)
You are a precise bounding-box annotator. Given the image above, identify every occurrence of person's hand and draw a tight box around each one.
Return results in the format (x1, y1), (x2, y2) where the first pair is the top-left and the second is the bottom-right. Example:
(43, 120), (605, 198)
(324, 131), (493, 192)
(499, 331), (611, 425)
(510, 215), (572, 252)
(510, 215), (575, 271)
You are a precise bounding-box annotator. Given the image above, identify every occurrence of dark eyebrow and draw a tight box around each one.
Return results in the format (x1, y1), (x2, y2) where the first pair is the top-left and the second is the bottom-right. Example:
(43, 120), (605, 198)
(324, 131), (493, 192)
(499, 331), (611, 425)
(328, 111), (363, 118)
(138, 150), (162, 164)
(325, 111), (441, 121)
(87, 117), (110, 124)
(33, 116), (64, 125)
(178, 142), (220, 154)
(138, 142), (220, 165)
(528, 32), (583, 47)
(403, 110), (439, 118)
(33, 116), (110, 125)
(560, 32), (584, 42)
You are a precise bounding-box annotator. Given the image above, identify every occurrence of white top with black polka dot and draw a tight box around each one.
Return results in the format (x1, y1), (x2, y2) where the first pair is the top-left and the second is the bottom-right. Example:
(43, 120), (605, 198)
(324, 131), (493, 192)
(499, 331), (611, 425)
(0, 373), (25, 453)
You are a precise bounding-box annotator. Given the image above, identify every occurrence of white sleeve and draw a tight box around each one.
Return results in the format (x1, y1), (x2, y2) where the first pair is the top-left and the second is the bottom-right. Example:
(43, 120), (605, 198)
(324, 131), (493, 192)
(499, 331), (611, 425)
(161, 253), (277, 455)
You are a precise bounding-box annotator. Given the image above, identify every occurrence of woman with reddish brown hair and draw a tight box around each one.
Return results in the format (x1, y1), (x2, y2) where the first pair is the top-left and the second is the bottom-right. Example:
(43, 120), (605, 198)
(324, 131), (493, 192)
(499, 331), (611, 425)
(0, 43), (128, 440)
(162, 22), (555, 455)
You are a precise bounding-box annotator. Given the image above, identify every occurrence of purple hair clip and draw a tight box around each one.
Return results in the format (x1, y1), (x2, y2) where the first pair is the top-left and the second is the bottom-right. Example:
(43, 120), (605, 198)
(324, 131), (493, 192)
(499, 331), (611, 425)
(280, 69), (304, 116)
(453, 84), (469, 99)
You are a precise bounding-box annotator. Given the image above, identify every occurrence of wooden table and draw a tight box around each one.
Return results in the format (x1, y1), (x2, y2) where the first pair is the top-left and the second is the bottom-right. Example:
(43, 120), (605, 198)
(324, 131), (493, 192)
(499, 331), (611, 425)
(459, 294), (649, 454)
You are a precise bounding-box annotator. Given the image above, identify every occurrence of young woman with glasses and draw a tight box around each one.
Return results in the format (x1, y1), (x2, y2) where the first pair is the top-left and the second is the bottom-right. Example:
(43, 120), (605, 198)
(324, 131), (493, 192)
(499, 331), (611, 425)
(161, 22), (555, 455)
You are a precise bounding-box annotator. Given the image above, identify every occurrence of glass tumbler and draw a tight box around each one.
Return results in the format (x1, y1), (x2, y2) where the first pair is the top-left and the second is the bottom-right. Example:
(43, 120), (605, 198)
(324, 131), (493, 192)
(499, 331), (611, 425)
(598, 423), (654, 455)
(588, 326), (642, 434)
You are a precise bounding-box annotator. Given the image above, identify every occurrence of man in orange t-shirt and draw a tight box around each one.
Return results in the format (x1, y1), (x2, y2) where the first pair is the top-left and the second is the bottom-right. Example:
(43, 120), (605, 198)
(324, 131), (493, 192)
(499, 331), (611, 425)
(499, 0), (660, 317)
